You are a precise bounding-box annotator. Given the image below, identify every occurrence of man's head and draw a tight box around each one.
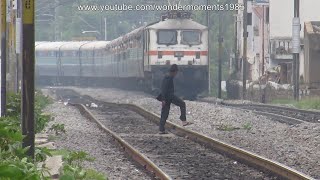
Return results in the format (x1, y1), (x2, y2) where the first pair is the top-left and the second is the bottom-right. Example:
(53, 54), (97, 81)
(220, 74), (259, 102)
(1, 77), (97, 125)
(169, 64), (179, 77)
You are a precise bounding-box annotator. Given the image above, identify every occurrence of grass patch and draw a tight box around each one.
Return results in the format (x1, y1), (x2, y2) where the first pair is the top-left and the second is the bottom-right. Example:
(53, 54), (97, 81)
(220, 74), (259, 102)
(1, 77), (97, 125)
(50, 149), (71, 158)
(271, 98), (320, 110)
(242, 122), (252, 131)
(217, 124), (239, 131)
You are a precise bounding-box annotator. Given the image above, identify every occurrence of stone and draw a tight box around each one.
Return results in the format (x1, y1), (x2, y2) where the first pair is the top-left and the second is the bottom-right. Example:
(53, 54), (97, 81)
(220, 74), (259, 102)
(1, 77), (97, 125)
(44, 155), (63, 178)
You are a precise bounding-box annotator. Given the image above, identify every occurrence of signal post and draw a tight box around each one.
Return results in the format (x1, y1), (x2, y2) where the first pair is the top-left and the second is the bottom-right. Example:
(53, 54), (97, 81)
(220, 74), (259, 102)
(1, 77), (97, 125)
(21, 0), (35, 158)
(1, 0), (7, 116)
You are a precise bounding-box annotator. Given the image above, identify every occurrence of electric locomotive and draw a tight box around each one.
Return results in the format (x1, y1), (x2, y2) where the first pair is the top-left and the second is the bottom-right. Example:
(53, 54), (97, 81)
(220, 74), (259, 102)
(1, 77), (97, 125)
(35, 11), (209, 98)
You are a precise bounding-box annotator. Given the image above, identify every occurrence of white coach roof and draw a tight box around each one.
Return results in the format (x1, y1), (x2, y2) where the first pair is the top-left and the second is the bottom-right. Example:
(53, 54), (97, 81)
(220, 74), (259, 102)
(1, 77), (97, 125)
(35, 42), (67, 51)
(80, 41), (110, 51)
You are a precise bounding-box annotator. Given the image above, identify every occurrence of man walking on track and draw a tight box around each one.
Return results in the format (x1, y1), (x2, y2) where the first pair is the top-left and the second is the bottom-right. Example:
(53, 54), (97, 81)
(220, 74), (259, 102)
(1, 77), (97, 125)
(157, 64), (193, 134)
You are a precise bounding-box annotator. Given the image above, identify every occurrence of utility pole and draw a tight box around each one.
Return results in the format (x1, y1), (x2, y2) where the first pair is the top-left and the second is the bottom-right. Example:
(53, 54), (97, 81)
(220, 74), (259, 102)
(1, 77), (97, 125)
(54, 0), (59, 41)
(218, 10), (223, 98)
(0, 0), (7, 116)
(206, 0), (211, 94)
(22, 0), (35, 158)
(234, 15), (239, 74)
(262, 5), (265, 74)
(104, 17), (107, 41)
(16, 0), (22, 93)
(8, 0), (17, 93)
(292, 0), (300, 100)
(242, 0), (248, 99)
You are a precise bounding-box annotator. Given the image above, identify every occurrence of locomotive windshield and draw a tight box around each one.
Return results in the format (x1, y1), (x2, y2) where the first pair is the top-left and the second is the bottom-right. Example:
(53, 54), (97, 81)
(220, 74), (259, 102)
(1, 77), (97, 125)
(181, 30), (201, 45)
(157, 30), (177, 45)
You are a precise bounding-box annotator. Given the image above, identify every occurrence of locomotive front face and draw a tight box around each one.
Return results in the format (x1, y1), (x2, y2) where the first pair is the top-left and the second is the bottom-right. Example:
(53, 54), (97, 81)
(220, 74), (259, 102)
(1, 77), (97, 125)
(148, 28), (208, 66)
(145, 18), (209, 97)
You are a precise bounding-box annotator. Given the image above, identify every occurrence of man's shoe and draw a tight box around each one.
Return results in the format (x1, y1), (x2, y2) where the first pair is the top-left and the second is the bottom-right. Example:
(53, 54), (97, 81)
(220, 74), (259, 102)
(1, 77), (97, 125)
(182, 121), (193, 126)
(159, 131), (168, 134)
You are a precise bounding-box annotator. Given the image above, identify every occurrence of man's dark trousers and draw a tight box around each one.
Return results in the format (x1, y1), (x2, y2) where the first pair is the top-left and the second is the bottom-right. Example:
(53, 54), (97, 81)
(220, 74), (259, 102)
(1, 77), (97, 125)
(159, 95), (186, 132)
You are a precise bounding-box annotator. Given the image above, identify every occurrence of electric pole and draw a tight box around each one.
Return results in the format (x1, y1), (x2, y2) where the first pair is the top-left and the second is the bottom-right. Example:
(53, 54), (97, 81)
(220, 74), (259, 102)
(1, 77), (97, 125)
(218, 10), (223, 98)
(242, 0), (248, 100)
(104, 17), (107, 40)
(292, 0), (300, 100)
(234, 15), (239, 74)
(16, 0), (22, 93)
(22, 0), (35, 158)
(206, 0), (211, 95)
(8, 0), (18, 93)
(0, 0), (7, 116)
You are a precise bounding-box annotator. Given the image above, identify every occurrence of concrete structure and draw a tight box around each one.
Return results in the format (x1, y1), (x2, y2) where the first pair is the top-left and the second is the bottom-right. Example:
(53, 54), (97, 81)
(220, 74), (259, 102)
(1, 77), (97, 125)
(304, 21), (320, 88)
(269, 0), (320, 84)
(236, 0), (269, 81)
(236, 0), (320, 84)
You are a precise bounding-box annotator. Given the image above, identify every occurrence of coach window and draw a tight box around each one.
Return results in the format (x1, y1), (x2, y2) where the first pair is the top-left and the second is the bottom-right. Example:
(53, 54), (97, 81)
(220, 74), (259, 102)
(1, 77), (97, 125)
(181, 30), (201, 45)
(157, 30), (177, 45)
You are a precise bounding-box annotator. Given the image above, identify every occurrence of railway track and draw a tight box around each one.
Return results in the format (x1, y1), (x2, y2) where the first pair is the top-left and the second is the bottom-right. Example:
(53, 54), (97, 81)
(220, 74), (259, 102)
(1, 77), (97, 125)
(54, 89), (314, 180)
(220, 102), (320, 125)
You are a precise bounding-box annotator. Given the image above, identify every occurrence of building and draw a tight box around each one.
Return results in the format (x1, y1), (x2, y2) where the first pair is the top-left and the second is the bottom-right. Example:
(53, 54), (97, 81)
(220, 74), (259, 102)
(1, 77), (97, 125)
(269, 0), (320, 84)
(236, 0), (320, 84)
(304, 21), (320, 88)
(236, 0), (269, 82)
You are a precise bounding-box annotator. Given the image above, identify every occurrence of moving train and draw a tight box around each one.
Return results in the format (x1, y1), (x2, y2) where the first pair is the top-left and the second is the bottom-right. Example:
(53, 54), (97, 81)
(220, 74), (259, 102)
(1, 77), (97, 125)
(35, 11), (209, 98)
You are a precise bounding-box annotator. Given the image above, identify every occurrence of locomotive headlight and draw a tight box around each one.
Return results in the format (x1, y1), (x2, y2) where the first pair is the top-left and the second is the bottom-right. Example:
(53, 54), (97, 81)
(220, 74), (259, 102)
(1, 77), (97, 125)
(196, 52), (200, 59)
(174, 51), (184, 57)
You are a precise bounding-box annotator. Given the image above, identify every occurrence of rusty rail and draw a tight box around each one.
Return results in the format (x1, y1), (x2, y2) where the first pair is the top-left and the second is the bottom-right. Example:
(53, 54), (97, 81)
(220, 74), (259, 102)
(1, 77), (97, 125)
(70, 103), (171, 180)
(99, 101), (314, 180)
(69, 100), (314, 180)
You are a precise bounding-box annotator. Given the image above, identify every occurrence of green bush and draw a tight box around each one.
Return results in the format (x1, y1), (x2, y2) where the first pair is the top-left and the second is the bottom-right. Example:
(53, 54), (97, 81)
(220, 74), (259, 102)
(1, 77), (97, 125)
(0, 92), (53, 180)
(1, 92), (107, 180)
(59, 151), (108, 180)
(5, 91), (53, 134)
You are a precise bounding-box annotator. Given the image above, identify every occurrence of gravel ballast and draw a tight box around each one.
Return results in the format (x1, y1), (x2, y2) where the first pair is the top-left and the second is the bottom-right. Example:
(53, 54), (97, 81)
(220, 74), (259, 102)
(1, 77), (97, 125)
(43, 91), (151, 180)
(52, 87), (320, 179)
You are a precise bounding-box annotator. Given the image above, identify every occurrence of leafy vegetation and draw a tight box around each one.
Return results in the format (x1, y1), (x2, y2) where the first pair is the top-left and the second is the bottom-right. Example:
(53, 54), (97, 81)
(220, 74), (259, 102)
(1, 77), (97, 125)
(217, 124), (239, 131)
(0, 92), (53, 180)
(1, 92), (107, 179)
(57, 150), (107, 180)
(271, 98), (320, 110)
(49, 124), (66, 135)
(242, 122), (252, 131)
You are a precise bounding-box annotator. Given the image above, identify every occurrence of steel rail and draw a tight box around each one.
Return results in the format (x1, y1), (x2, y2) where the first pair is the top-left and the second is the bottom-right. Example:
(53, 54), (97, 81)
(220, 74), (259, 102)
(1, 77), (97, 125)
(219, 102), (305, 125)
(221, 101), (320, 124)
(89, 101), (314, 180)
(221, 101), (320, 115)
(70, 103), (172, 180)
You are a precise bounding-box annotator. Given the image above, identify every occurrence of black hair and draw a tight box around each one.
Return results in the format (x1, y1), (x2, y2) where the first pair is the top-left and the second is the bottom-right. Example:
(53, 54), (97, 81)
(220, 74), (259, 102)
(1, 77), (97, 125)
(169, 64), (178, 72)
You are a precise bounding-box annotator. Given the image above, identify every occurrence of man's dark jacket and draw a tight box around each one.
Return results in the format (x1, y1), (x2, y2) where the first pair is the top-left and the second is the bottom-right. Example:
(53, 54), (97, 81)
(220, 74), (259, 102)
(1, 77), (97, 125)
(157, 74), (174, 102)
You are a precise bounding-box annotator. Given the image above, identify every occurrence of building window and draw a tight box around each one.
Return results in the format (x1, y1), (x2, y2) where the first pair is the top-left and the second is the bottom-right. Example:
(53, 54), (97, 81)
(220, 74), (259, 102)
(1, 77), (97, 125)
(266, 7), (269, 24)
(247, 13), (252, 26)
